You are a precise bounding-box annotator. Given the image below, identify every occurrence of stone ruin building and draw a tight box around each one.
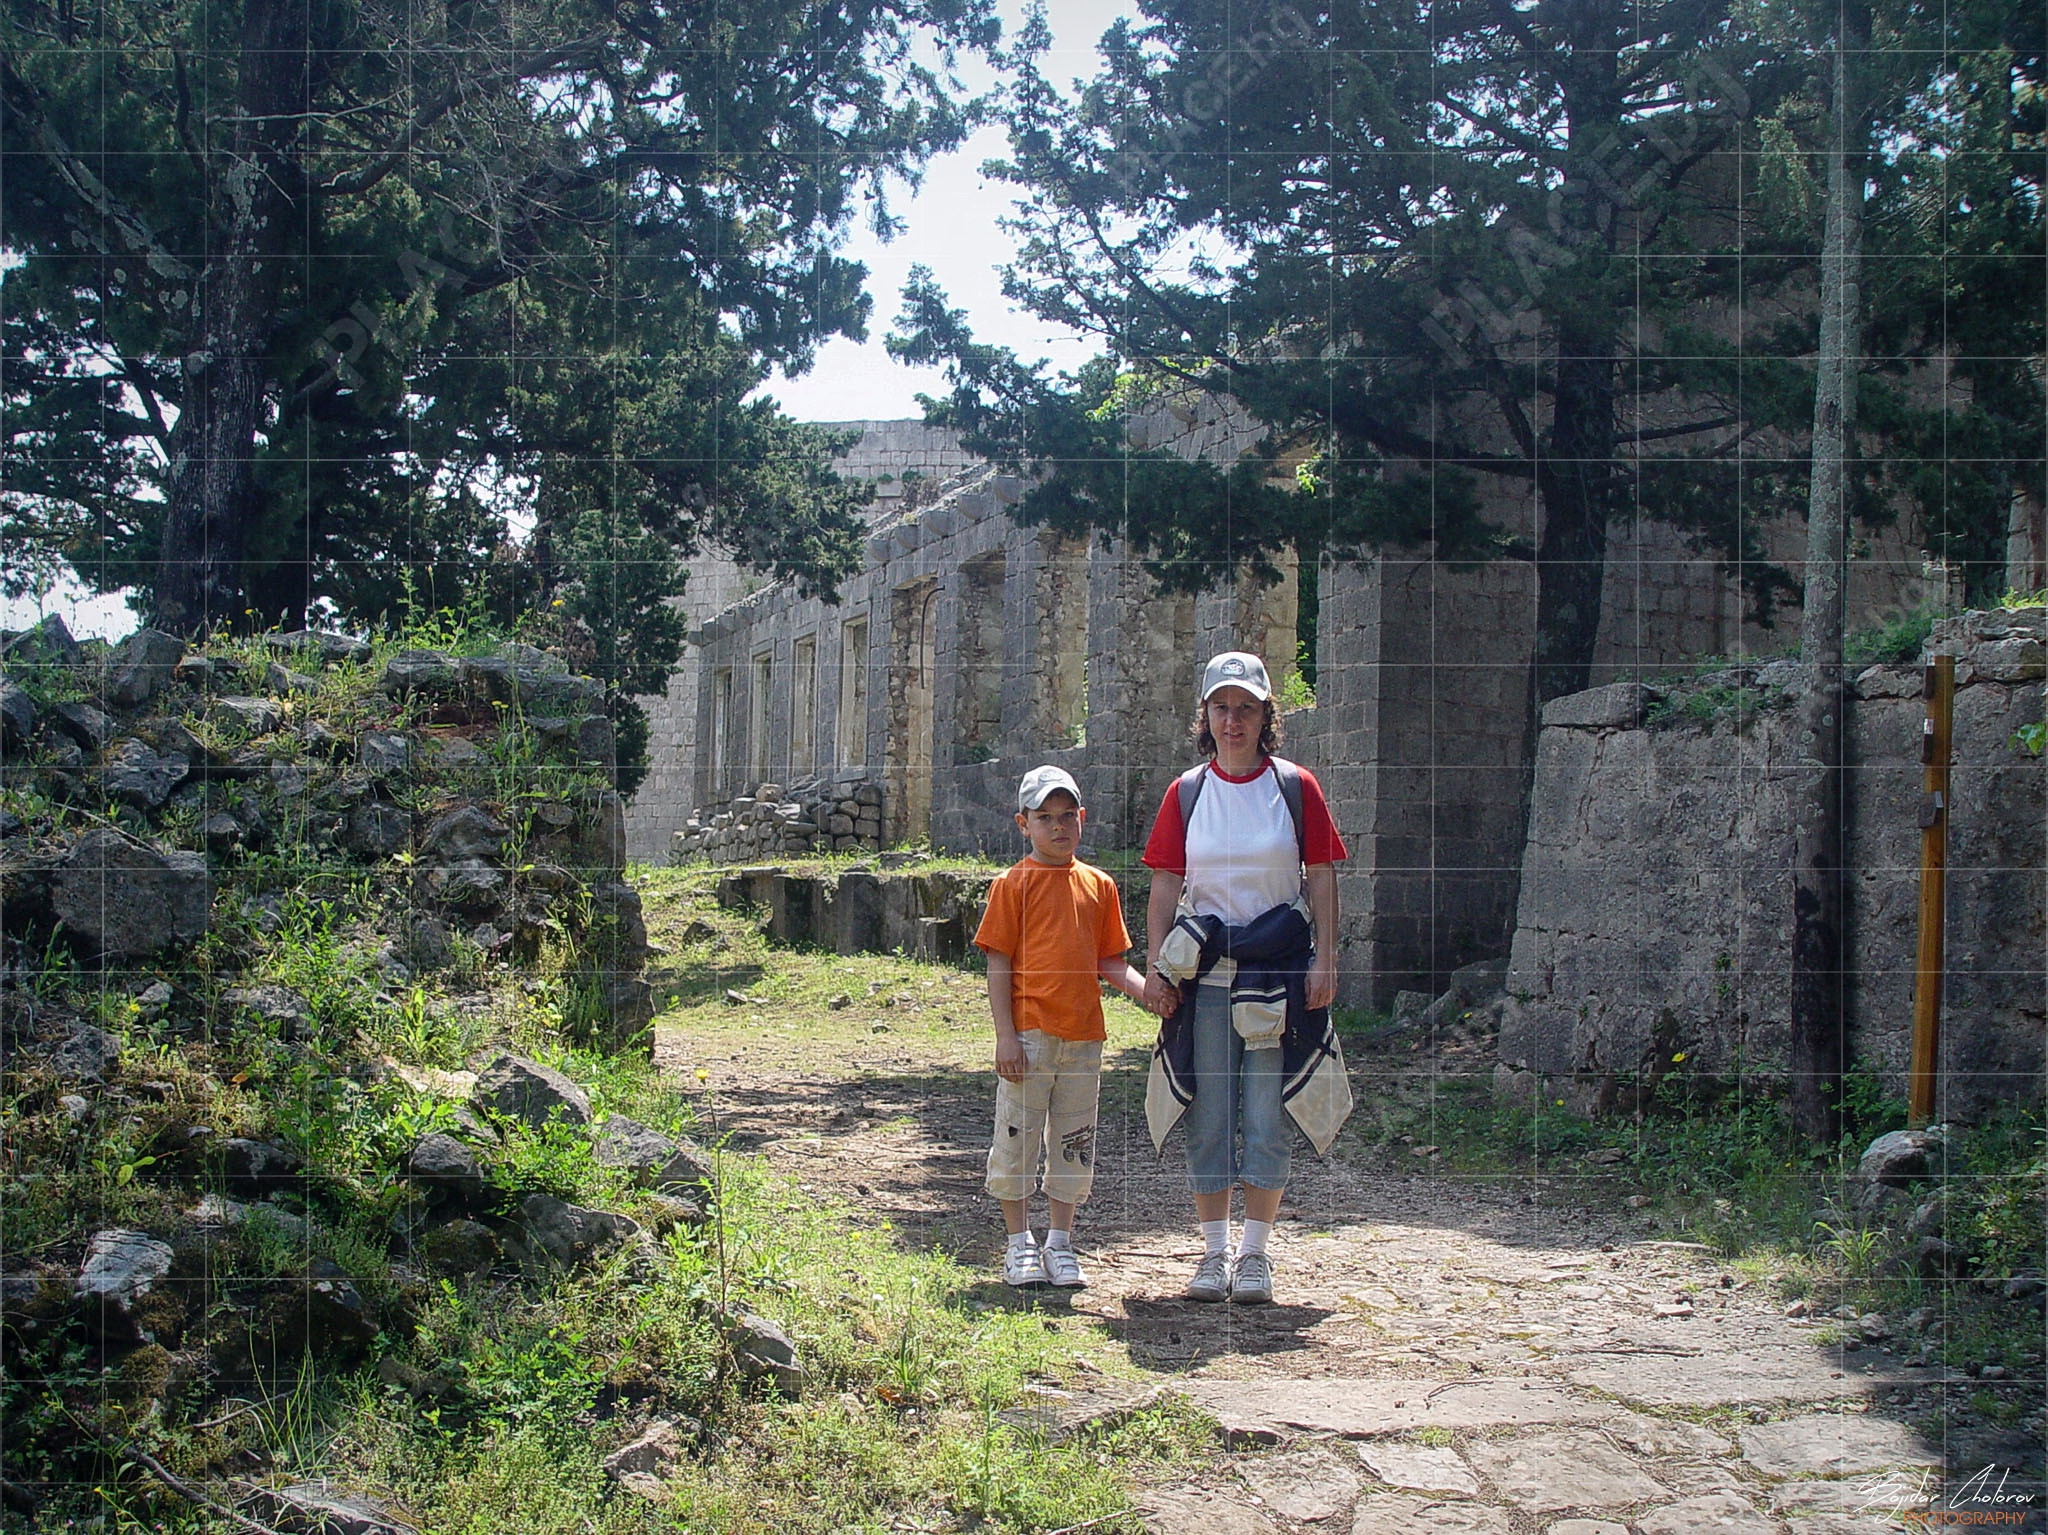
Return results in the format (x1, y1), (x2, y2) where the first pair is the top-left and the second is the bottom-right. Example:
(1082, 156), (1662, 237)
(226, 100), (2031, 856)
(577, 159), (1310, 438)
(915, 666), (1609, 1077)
(623, 398), (2040, 1023)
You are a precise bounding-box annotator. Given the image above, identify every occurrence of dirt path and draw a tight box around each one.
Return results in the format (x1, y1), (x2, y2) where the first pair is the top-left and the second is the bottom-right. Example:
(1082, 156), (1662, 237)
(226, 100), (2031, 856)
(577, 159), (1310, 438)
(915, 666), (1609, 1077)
(640, 875), (2041, 1533)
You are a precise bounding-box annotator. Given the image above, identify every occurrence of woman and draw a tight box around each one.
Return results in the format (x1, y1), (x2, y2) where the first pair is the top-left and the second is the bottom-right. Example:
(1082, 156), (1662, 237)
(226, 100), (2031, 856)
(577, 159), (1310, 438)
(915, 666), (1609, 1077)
(1140, 651), (1349, 1306)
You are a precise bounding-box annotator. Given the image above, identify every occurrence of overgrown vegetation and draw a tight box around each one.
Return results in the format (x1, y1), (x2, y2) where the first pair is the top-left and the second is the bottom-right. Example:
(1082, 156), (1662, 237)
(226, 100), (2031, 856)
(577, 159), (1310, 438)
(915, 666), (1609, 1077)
(0, 616), (1223, 1532)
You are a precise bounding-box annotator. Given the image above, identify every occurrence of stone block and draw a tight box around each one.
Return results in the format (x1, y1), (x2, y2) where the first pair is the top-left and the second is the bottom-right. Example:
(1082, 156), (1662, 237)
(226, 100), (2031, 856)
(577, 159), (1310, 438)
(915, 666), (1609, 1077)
(1540, 683), (1648, 731)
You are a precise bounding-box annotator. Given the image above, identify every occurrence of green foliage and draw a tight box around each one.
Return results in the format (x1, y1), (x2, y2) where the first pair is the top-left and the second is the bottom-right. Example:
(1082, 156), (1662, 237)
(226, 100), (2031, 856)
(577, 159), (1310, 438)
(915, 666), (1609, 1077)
(3, 0), (992, 666)
(2011, 722), (2045, 757)
(1645, 685), (1772, 732)
(1845, 607), (1937, 666)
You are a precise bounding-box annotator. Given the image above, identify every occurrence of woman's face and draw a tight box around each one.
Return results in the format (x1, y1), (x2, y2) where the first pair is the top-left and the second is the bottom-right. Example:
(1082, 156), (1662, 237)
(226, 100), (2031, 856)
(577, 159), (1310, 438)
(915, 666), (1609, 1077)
(1205, 686), (1263, 756)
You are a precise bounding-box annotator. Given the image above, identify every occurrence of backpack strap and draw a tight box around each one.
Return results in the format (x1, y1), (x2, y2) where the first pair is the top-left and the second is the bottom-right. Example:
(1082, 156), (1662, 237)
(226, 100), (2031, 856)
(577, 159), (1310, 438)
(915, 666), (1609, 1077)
(1179, 758), (1306, 860)
(1176, 763), (1209, 838)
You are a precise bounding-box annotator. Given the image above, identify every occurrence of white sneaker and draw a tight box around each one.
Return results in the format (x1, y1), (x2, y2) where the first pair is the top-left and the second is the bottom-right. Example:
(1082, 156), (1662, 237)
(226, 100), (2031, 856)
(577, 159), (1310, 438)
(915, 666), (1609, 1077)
(1002, 1242), (1048, 1289)
(1185, 1249), (1232, 1302)
(1042, 1244), (1087, 1289)
(1229, 1249), (1274, 1305)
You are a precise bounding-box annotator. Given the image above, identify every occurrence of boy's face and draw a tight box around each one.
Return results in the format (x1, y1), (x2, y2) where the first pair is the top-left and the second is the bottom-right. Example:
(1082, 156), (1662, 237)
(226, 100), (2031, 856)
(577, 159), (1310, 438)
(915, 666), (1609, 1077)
(1016, 790), (1083, 863)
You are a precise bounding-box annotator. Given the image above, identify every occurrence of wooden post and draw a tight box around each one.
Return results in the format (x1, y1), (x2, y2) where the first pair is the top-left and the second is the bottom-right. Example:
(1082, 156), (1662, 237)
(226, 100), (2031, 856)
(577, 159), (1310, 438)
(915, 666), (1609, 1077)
(1908, 654), (1955, 1126)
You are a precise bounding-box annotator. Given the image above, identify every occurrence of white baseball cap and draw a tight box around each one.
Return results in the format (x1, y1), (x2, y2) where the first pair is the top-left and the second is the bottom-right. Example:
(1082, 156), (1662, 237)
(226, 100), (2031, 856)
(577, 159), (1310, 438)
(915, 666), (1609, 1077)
(1199, 651), (1273, 702)
(1016, 764), (1084, 811)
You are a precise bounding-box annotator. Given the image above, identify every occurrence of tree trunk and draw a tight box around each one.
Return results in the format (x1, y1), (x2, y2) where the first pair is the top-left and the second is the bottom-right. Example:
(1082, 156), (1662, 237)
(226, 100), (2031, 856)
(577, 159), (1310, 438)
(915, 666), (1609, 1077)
(153, 0), (309, 635)
(1790, 1), (1869, 1144)
(1532, 341), (1619, 706)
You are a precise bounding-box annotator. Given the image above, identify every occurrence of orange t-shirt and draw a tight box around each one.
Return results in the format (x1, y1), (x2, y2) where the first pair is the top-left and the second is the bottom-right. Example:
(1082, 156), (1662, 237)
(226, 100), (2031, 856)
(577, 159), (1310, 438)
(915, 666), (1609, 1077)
(972, 857), (1133, 1042)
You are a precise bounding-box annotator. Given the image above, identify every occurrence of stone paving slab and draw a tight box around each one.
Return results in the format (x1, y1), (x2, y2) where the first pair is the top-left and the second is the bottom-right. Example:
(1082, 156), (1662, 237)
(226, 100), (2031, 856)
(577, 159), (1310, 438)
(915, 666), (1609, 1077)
(1739, 1414), (1942, 1478)
(1604, 1409), (1738, 1459)
(1634, 1488), (1780, 1535)
(1348, 1495), (1515, 1533)
(1137, 1484), (1282, 1534)
(1233, 1448), (1361, 1522)
(1356, 1442), (1480, 1497)
(1177, 1377), (1610, 1439)
(1462, 1429), (1672, 1512)
(1547, 1523), (1630, 1535)
(1568, 1339), (1906, 1407)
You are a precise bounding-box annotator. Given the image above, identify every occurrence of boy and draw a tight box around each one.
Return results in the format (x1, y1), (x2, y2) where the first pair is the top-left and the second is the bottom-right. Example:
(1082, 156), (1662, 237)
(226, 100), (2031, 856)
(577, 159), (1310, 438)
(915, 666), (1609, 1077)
(974, 766), (1147, 1288)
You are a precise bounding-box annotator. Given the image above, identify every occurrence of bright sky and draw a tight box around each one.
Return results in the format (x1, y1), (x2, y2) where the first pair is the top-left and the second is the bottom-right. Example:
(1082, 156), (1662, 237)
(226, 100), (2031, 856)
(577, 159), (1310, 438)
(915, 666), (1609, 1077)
(765, 0), (1132, 423)
(3, 2), (1132, 638)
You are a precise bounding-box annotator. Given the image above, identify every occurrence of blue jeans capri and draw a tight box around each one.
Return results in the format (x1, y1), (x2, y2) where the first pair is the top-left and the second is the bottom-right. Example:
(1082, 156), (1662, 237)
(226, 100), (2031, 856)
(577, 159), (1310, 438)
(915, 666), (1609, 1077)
(1183, 981), (1292, 1194)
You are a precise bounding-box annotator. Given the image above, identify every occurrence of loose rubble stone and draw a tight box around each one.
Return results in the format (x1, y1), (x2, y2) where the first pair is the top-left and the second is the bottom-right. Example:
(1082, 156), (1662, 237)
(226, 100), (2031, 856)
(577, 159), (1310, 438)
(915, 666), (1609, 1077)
(344, 800), (413, 858)
(4, 612), (80, 667)
(380, 649), (459, 693)
(225, 984), (310, 1038)
(0, 678), (34, 750)
(265, 629), (372, 666)
(1738, 1414), (1941, 1478)
(516, 1193), (638, 1268)
(1357, 1443), (1481, 1497)
(471, 1052), (591, 1128)
(51, 1024), (120, 1082)
(416, 1219), (501, 1276)
(99, 739), (189, 810)
(50, 830), (211, 958)
(1463, 1430), (1671, 1511)
(1235, 1447), (1360, 1521)
(219, 1138), (305, 1195)
(603, 1420), (686, 1480)
(244, 1482), (418, 1535)
(105, 629), (187, 707)
(357, 731), (412, 775)
(265, 661), (320, 694)
(1858, 1127), (1944, 1188)
(209, 695), (283, 734)
(722, 1308), (803, 1397)
(74, 1229), (176, 1342)
(422, 804), (509, 860)
(402, 1134), (484, 1204)
(50, 700), (116, 750)
(428, 859), (506, 908)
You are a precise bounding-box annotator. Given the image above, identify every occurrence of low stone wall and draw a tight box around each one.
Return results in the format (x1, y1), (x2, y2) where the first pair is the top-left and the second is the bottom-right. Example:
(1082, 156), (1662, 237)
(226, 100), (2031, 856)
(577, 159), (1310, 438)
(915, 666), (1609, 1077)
(715, 864), (995, 962)
(1497, 608), (2046, 1123)
(673, 775), (884, 864)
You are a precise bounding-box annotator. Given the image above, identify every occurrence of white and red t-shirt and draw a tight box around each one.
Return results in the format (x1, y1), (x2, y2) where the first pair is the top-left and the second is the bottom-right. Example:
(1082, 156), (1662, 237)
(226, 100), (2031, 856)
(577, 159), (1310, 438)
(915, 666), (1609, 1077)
(1142, 758), (1347, 940)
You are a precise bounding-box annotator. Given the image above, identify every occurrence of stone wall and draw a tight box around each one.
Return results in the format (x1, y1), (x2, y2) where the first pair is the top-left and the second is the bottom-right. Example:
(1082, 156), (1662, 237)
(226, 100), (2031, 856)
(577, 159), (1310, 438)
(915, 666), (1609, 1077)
(622, 558), (750, 862)
(641, 402), (1958, 1013)
(1497, 608), (2046, 1123)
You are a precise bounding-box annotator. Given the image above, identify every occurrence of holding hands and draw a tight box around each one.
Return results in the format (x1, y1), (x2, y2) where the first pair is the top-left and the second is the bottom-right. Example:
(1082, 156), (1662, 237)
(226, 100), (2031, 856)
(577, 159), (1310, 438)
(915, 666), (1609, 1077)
(1142, 971), (1181, 1019)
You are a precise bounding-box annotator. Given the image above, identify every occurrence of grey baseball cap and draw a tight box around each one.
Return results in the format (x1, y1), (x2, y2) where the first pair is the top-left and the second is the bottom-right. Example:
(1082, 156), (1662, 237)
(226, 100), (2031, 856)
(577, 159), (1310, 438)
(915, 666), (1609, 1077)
(1199, 651), (1273, 702)
(1016, 764), (1083, 811)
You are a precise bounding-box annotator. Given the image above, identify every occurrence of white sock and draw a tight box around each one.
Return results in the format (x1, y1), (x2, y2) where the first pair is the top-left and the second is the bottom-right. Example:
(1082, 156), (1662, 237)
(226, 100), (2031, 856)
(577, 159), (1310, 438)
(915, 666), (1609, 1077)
(1045, 1228), (1072, 1251)
(1201, 1220), (1230, 1257)
(1007, 1230), (1038, 1255)
(1238, 1219), (1273, 1257)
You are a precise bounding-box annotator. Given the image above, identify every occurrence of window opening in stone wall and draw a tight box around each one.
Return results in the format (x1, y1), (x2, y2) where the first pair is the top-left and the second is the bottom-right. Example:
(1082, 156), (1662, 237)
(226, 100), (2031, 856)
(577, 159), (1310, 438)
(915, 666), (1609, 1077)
(710, 667), (734, 795)
(1038, 535), (1088, 747)
(790, 634), (818, 777)
(750, 650), (772, 785)
(887, 576), (939, 844)
(956, 551), (1006, 763)
(836, 616), (869, 769)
